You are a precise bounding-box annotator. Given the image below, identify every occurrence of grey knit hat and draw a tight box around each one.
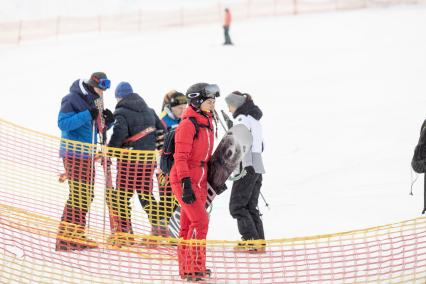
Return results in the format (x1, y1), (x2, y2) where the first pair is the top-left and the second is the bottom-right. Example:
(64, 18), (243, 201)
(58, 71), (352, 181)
(225, 91), (246, 109)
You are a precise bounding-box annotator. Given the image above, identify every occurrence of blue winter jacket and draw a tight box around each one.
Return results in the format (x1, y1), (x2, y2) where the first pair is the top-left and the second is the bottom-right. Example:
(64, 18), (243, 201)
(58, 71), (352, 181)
(58, 79), (100, 158)
(159, 107), (181, 131)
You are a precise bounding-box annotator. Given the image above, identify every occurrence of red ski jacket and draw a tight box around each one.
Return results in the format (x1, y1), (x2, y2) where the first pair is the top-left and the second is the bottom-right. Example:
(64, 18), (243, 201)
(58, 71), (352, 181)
(170, 106), (214, 191)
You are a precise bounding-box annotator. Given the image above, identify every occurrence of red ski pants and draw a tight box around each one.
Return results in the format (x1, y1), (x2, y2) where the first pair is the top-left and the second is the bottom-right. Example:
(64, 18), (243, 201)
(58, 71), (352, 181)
(110, 160), (159, 232)
(172, 181), (209, 275)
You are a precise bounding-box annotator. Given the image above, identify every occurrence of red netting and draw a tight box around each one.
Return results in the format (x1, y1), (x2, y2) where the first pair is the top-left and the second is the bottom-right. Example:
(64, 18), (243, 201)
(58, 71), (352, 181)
(1, 0), (425, 44)
(1, 118), (426, 283)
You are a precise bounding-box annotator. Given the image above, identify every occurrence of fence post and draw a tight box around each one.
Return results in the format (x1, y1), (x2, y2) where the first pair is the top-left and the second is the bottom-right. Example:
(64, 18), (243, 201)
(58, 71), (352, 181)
(247, 0), (251, 19)
(180, 6), (184, 27)
(273, 0), (277, 16)
(138, 9), (142, 32)
(97, 15), (101, 33)
(17, 20), (23, 44)
(217, 1), (222, 22)
(56, 16), (60, 37)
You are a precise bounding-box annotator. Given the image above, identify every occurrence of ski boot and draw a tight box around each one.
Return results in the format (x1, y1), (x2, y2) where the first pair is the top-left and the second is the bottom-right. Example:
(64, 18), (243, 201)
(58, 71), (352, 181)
(182, 269), (211, 282)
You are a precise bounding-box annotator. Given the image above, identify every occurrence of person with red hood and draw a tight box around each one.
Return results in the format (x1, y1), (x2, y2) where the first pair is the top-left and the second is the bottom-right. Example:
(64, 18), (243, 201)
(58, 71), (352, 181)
(170, 83), (219, 281)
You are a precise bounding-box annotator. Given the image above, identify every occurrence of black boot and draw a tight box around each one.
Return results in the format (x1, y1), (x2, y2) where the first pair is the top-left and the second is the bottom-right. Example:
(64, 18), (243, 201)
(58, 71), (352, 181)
(183, 269), (211, 281)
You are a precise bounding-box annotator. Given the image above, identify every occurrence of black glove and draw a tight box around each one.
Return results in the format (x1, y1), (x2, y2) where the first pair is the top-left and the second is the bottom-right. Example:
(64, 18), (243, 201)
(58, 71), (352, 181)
(89, 108), (99, 120)
(181, 177), (196, 204)
(245, 166), (256, 175)
(102, 109), (114, 125)
(216, 183), (227, 195)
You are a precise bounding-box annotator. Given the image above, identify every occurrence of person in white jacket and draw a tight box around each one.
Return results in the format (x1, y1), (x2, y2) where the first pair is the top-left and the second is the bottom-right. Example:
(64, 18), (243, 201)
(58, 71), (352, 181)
(225, 91), (266, 252)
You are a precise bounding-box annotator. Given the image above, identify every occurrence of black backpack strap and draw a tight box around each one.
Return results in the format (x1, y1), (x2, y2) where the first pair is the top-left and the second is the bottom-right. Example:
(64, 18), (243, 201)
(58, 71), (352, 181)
(188, 117), (200, 139)
(188, 117), (213, 139)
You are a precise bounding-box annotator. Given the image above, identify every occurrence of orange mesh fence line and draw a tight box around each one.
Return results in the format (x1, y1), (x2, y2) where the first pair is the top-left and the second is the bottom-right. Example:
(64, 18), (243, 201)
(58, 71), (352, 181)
(1, 117), (426, 283)
(1, 0), (426, 44)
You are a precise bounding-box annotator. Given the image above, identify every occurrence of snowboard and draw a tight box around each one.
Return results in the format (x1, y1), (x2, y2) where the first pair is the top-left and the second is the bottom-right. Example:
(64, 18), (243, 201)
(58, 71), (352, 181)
(168, 124), (253, 238)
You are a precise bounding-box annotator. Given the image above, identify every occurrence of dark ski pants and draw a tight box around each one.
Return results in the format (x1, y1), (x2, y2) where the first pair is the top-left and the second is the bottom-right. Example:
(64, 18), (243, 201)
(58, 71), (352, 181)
(108, 160), (161, 234)
(423, 174), (426, 214)
(229, 172), (264, 240)
(223, 26), (232, 44)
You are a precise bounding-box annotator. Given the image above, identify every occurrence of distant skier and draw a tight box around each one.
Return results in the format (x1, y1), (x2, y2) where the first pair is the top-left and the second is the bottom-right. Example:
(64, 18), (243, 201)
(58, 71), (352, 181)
(107, 82), (166, 246)
(171, 83), (219, 281)
(56, 72), (113, 251)
(224, 91), (266, 252)
(223, 8), (233, 45)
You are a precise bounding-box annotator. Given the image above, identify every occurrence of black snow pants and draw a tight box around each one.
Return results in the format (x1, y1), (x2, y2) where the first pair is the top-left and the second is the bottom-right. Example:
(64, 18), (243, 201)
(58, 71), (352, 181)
(229, 171), (264, 240)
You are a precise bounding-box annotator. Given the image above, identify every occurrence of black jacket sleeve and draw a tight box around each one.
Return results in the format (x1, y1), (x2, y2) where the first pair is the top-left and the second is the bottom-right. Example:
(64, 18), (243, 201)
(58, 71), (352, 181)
(153, 109), (166, 131)
(108, 115), (129, 148)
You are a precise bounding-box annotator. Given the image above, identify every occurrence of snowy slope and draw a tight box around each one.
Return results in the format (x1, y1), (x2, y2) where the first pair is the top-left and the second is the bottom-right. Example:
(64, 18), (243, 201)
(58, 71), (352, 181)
(1, 4), (426, 240)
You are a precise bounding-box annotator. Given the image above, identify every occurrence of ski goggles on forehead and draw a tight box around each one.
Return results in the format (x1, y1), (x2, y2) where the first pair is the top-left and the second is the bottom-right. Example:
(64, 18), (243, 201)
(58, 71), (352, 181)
(187, 84), (220, 100)
(171, 96), (187, 105)
(97, 78), (111, 90)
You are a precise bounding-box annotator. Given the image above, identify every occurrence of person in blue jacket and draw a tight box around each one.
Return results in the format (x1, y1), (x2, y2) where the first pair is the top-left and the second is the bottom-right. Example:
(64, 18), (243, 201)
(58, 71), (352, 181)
(156, 91), (187, 235)
(159, 90), (187, 131)
(56, 72), (114, 251)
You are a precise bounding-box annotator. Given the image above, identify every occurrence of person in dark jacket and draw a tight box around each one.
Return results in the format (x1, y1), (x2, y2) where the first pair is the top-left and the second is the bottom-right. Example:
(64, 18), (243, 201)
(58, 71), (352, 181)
(56, 72), (113, 251)
(107, 82), (166, 246)
(171, 83), (219, 281)
(225, 91), (266, 253)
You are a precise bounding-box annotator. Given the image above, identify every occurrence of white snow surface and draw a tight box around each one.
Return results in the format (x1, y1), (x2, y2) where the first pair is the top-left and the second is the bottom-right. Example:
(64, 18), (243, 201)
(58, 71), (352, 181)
(1, 4), (426, 241)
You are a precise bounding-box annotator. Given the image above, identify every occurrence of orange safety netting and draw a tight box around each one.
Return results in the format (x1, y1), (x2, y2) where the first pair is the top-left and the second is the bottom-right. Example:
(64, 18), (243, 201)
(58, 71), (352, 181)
(1, 117), (426, 283)
(1, 0), (425, 44)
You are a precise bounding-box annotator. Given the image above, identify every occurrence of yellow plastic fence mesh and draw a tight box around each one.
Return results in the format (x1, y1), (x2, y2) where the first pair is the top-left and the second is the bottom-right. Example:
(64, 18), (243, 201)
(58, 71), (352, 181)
(1, 118), (426, 283)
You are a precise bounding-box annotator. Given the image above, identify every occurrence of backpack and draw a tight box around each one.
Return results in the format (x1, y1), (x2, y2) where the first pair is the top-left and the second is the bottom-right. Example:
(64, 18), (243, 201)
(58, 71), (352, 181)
(160, 117), (210, 175)
(411, 120), (426, 173)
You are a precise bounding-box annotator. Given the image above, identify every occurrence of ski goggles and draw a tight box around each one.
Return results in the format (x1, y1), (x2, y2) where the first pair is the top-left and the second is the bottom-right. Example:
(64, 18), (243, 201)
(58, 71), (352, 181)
(187, 84), (220, 100)
(170, 95), (188, 106)
(97, 78), (111, 90)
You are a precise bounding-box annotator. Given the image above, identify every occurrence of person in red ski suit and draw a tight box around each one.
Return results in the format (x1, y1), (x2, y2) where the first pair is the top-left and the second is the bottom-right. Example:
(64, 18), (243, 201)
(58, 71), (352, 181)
(170, 83), (219, 281)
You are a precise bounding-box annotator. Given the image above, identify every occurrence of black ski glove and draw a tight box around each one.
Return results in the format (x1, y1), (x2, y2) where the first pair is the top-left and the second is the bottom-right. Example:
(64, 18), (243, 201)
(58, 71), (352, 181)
(102, 109), (114, 125)
(245, 166), (256, 175)
(89, 108), (99, 120)
(181, 177), (196, 204)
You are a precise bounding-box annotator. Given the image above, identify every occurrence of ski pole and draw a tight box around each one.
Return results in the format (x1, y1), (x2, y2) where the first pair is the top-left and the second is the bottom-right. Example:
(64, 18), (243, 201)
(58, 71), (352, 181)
(221, 110), (233, 129)
(87, 121), (97, 235)
(260, 192), (270, 210)
(214, 109), (228, 132)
